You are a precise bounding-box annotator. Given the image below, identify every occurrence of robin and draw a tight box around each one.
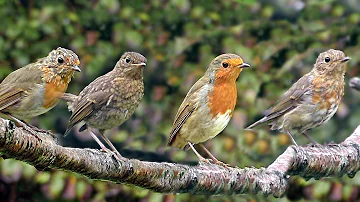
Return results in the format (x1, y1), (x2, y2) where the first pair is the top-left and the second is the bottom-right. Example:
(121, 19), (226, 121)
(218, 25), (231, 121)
(63, 52), (146, 160)
(246, 49), (350, 145)
(168, 53), (250, 166)
(0, 47), (80, 139)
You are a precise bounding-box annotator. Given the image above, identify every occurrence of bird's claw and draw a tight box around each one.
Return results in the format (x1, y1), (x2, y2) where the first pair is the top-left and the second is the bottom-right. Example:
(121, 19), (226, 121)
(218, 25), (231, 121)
(31, 127), (57, 139)
(198, 158), (231, 168)
(100, 148), (124, 161)
(308, 141), (322, 147)
(312, 143), (322, 147)
(213, 160), (231, 168)
(100, 147), (114, 154)
(21, 124), (42, 141)
(198, 158), (212, 165)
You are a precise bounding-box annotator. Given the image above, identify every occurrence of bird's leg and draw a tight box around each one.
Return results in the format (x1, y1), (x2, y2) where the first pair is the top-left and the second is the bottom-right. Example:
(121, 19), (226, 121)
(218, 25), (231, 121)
(286, 130), (298, 146)
(28, 125), (56, 138)
(302, 132), (321, 146)
(88, 130), (110, 152)
(5, 113), (56, 139)
(199, 143), (230, 168)
(187, 142), (211, 164)
(7, 114), (41, 141)
(98, 130), (126, 161)
(88, 130), (124, 161)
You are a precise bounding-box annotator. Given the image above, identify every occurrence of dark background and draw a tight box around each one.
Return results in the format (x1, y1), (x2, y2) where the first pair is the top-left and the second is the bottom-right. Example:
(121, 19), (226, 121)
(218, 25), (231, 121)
(0, 0), (360, 201)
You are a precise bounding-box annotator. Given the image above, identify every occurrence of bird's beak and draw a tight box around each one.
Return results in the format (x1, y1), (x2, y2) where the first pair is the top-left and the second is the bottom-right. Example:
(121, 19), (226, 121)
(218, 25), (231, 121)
(72, 65), (81, 72)
(239, 63), (251, 68)
(132, 63), (146, 68)
(341, 57), (351, 63)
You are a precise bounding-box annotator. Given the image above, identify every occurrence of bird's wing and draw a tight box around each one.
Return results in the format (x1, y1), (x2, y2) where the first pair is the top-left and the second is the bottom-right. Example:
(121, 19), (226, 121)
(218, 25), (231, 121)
(0, 85), (24, 111)
(168, 76), (209, 146)
(1, 62), (43, 84)
(247, 74), (312, 129)
(168, 104), (196, 146)
(0, 63), (44, 110)
(64, 88), (111, 136)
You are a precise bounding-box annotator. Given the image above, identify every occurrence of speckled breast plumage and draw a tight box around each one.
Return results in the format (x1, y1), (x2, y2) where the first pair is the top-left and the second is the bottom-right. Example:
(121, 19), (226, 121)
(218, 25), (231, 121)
(84, 77), (144, 130)
(64, 51), (146, 137)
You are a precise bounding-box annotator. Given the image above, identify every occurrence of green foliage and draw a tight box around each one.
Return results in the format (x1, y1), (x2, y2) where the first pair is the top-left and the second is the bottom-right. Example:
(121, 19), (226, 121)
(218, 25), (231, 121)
(0, 0), (360, 201)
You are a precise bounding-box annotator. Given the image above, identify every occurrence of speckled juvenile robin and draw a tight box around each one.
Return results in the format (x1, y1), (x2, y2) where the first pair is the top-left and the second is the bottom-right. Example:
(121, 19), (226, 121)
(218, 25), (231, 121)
(168, 53), (250, 166)
(63, 52), (146, 160)
(247, 49), (350, 145)
(0, 47), (80, 139)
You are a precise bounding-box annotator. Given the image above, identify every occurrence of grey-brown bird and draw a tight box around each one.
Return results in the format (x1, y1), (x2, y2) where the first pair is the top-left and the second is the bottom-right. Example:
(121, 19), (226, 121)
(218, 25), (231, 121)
(63, 52), (146, 159)
(246, 49), (350, 145)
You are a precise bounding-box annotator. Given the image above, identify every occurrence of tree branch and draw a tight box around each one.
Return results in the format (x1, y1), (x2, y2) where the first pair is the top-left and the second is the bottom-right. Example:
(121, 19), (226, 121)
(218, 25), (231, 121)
(0, 118), (360, 197)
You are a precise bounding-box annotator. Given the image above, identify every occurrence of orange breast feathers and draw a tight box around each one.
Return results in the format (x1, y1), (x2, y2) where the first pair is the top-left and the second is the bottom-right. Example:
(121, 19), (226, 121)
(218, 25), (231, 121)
(207, 78), (238, 117)
(207, 58), (244, 117)
(311, 76), (344, 110)
(43, 75), (70, 109)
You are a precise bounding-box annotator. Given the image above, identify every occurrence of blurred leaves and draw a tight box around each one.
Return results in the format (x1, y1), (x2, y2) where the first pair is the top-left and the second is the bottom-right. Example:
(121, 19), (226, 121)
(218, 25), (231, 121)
(0, 0), (359, 201)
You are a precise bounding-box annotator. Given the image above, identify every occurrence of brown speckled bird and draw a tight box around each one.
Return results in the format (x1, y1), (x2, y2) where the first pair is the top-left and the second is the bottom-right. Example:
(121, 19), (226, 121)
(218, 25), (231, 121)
(63, 52), (146, 160)
(168, 53), (250, 166)
(247, 49), (350, 145)
(0, 47), (80, 139)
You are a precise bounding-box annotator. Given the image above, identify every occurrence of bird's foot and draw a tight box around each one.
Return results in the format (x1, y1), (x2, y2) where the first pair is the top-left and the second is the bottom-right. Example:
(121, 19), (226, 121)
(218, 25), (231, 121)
(302, 133), (321, 146)
(211, 159), (231, 168)
(20, 123), (42, 141)
(198, 157), (212, 165)
(198, 158), (231, 168)
(197, 143), (231, 168)
(30, 126), (57, 139)
(112, 151), (126, 161)
(6, 116), (42, 141)
(100, 148), (125, 161)
(100, 147), (115, 154)
(309, 142), (322, 147)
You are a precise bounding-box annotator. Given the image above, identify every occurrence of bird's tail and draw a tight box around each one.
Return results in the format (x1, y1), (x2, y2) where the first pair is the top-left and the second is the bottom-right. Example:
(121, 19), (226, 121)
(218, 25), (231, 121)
(64, 127), (72, 137)
(245, 117), (268, 130)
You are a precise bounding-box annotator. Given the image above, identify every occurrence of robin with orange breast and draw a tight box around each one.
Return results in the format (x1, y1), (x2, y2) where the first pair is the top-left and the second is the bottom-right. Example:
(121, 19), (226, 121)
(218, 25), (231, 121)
(0, 47), (80, 139)
(246, 49), (350, 145)
(168, 53), (250, 166)
(63, 52), (146, 160)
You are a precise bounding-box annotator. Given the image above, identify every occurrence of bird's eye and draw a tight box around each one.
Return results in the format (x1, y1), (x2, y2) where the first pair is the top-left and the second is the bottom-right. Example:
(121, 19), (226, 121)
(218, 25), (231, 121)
(57, 57), (64, 64)
(222, 62), (228, 68)
(125, 57), (131, 63)
(324, 57), (331, 63)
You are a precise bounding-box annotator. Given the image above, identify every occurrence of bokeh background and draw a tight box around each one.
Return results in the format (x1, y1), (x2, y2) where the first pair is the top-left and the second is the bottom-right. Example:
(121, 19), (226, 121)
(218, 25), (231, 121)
(0, 0), (360, 201)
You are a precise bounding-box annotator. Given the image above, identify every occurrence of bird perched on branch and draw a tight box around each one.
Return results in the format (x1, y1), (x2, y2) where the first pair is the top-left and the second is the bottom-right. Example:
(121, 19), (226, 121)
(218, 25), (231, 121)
(0, 47), (81, 140)
(168, 53), (250, 167)
(246, 49), (350, 145)
(63, 52), (146, 160)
